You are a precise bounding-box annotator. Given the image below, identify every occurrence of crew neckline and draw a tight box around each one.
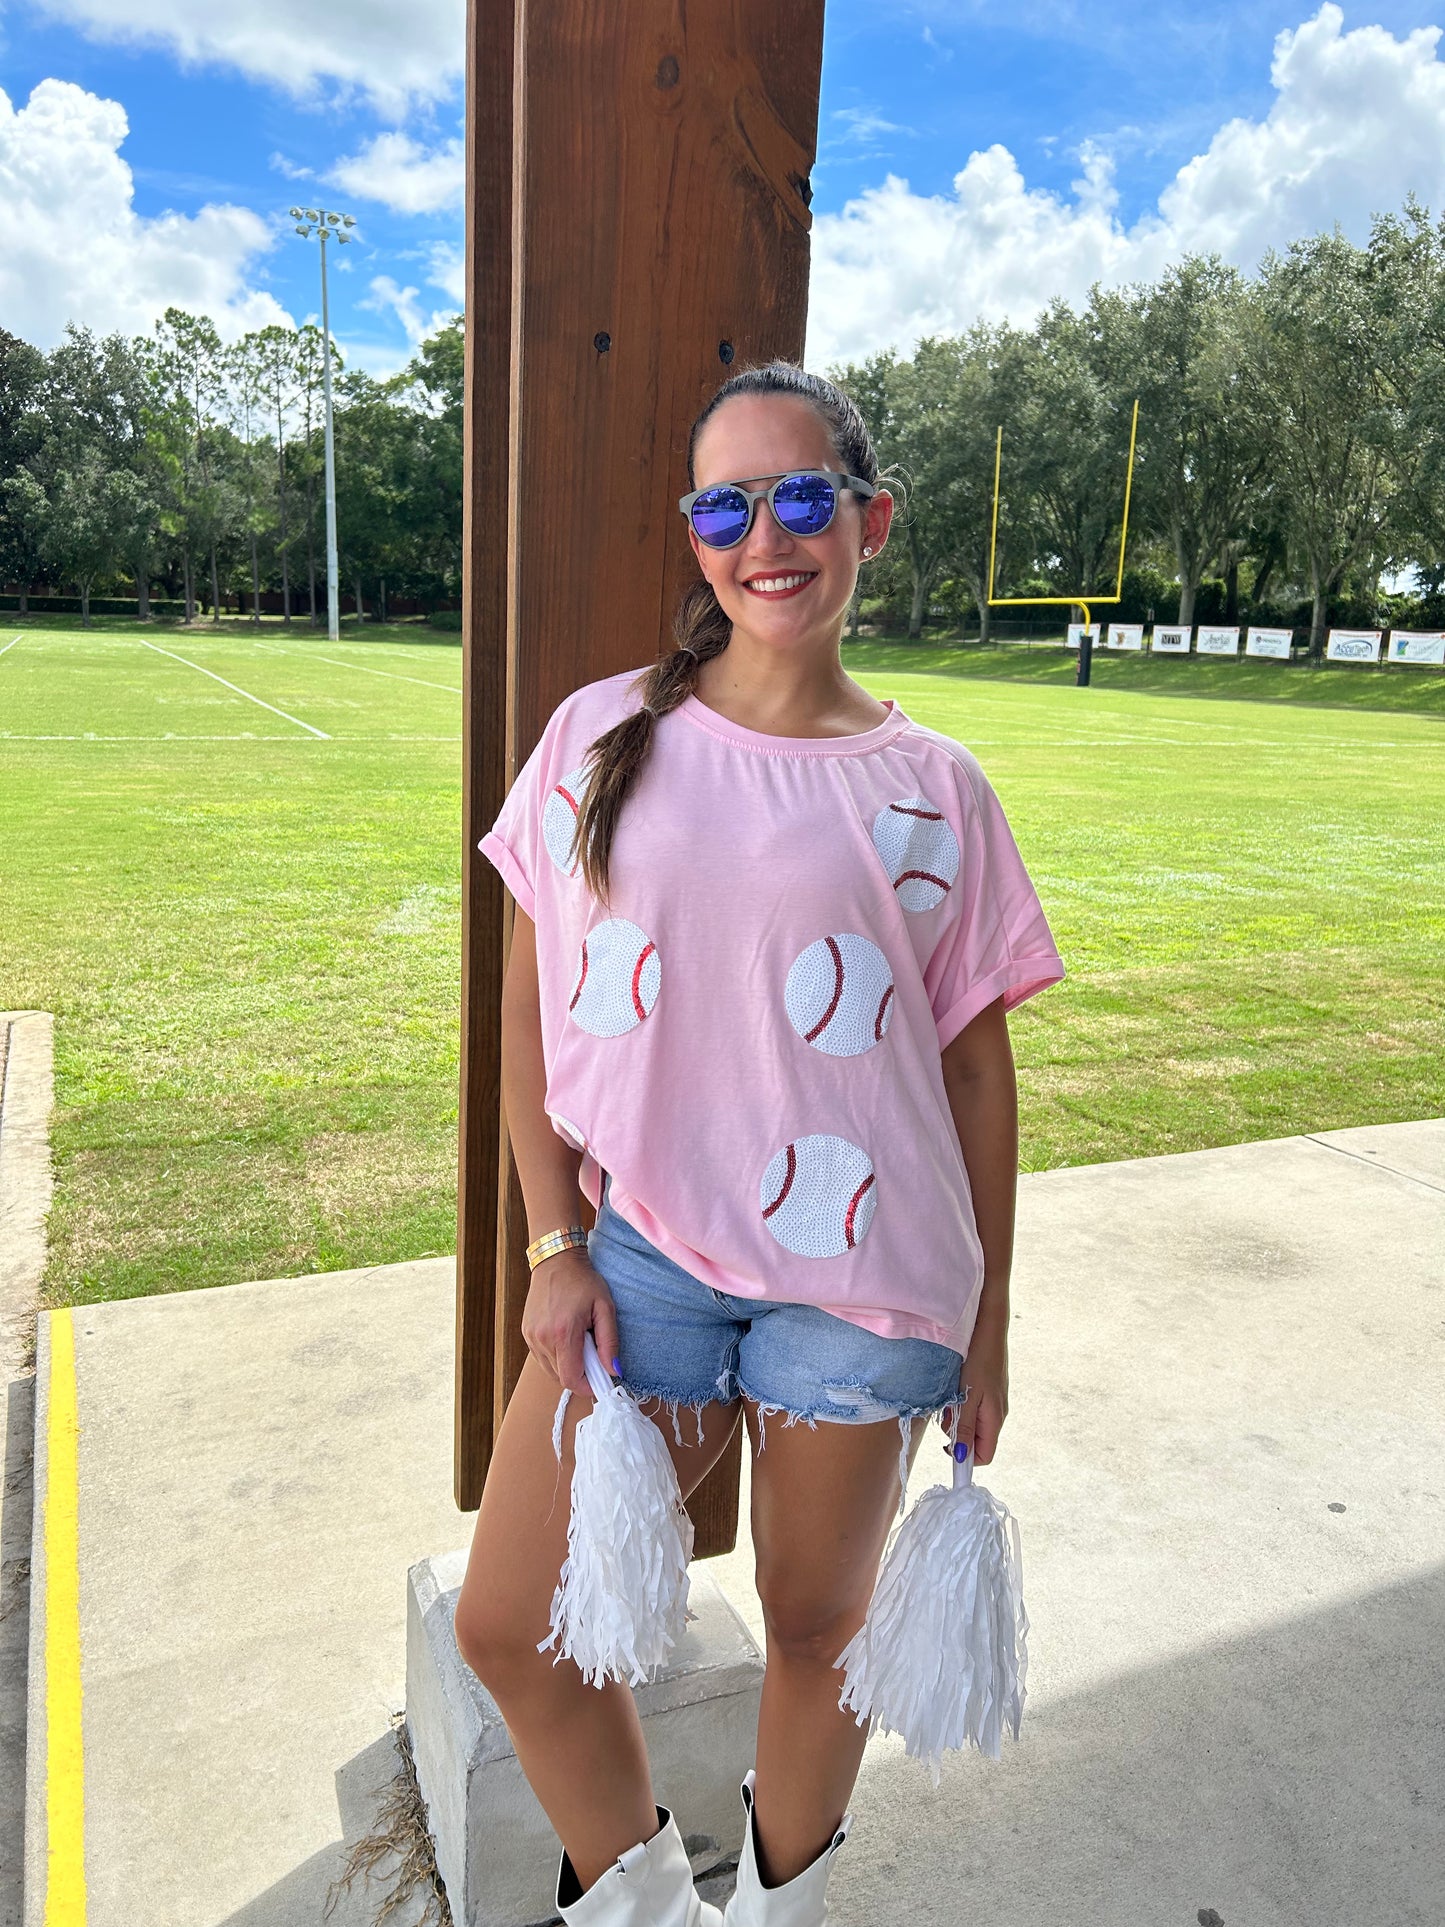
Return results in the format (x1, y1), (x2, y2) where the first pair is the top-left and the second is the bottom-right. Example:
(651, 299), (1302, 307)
(678, 691), (911, 757)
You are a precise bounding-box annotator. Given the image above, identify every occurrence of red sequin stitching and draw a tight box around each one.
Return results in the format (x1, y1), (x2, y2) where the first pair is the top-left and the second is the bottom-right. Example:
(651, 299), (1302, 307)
(875, 983), (894, 1039)
(762, 1142), (797, 1218)
(895, 868), (950, 895)
(569, 939), (590, 1011)
(631, 941), (657, 1022)
(804, 935), (846, 1043)
(844, 1171), (876, 1248)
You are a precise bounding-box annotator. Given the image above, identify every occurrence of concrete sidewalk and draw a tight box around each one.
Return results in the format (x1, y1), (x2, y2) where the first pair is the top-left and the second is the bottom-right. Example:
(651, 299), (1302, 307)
(1, 1015), (49, 1927)
(20, 1119), (1445, 1926)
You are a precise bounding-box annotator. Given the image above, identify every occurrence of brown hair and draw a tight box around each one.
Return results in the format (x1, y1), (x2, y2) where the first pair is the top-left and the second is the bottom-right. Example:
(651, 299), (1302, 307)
(568, 357), (884, 905)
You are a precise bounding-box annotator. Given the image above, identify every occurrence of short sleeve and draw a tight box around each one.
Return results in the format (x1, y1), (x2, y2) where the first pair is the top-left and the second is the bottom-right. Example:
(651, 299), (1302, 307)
(925, 757), (1065, 1053)
(477, 728), (551, 920)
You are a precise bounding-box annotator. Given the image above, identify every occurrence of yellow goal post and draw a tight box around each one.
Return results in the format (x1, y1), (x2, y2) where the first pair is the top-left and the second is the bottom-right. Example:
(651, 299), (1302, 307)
(987, 398), (1140, 631)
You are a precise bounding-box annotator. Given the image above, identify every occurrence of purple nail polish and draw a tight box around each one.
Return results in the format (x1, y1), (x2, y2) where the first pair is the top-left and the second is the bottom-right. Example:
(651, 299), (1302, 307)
(953, 1440), (970, 1462)
(612, 1357), (621, 1374)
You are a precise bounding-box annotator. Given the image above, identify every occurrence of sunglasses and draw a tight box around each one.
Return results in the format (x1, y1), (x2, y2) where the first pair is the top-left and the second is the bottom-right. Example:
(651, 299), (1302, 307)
(678, 469), (878, 550)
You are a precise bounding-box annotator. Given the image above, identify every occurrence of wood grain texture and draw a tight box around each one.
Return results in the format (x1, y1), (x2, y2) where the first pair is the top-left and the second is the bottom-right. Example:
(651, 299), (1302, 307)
(456, 0), (515, 1510)
(461, 0), (825, 1555)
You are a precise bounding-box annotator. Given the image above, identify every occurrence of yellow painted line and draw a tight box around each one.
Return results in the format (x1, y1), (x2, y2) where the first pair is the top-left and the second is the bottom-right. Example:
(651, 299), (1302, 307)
(45, 1309), (87, 1924)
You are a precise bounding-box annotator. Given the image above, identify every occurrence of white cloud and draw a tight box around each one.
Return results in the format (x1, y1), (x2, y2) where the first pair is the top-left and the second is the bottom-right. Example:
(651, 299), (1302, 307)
(360, 274), (454, 346)
(806, 5), (1445, 367)
(829, 106), (911, 146)
(330, 131), (463, 214)
(0, 79), (290, 347)
(426, 241), (465, 306)
(32, 0), (462, 115)
(269, 151), (314, 183)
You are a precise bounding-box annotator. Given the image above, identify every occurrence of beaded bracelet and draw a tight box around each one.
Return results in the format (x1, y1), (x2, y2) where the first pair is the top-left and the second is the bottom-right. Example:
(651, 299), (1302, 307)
(526, 1224), (589, 1271)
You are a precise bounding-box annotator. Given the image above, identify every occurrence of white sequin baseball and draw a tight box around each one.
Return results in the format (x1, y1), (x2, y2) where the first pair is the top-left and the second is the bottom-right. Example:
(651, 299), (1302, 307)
(760, 1134), (877, 1257)
(568, 918), (661, 1037)
(784, 933), (895, 1055)
(872, 794), (959, 911)
(543, 761), (596, 876)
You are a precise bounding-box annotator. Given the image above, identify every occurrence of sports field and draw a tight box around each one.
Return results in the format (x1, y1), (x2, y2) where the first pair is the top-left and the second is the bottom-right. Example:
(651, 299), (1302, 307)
(2, 620), (1441, 1308)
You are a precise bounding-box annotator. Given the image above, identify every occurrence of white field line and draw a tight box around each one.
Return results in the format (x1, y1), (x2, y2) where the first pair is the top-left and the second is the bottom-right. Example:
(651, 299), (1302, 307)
(0, 634), (22, 657)
(273, 634), (463, 666)
(251, 638), (460, 693)
(137, 639), (329, 738)
(247, 631), (462, 670)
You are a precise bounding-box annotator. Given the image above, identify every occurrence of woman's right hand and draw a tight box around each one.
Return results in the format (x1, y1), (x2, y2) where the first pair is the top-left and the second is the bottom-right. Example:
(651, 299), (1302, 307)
(521, 1249), (622, 1396)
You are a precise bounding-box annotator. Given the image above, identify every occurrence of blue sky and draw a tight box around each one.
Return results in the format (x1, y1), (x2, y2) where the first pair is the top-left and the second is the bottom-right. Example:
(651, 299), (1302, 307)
(5, 1), (1445, 372)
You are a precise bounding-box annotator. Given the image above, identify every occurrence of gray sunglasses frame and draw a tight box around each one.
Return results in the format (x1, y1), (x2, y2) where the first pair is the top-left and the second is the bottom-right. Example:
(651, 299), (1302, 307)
(677, 469), (878, 547)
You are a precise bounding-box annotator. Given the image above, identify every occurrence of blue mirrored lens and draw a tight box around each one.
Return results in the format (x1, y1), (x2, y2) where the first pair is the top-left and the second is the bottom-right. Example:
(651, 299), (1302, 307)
(774, 473), (836, 535)
(691, 486), (750, 547)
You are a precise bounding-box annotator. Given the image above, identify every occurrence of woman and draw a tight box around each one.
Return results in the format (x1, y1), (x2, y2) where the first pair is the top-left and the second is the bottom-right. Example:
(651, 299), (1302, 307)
(454, 359), (1065, 1926)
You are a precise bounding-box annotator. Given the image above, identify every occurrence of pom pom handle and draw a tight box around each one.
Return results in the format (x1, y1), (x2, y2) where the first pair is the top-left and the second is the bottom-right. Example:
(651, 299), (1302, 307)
(580, 1330), (617, 1402)
(952, 1442), (975, 1491)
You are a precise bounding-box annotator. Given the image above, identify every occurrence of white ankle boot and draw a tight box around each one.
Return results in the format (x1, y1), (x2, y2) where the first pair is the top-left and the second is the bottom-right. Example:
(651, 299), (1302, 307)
(556, 1803), (723, 1927)
(721, 1770), (852, 1927)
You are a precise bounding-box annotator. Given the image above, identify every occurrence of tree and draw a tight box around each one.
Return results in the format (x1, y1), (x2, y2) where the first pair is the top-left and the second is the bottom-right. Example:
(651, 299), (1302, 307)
(384, 317), (464, 607)
(249, 325), (301, 622)
(334, 369), (408, 621)
(0, 329), (47, 609)
(228, 335), (272, 624)
(145, 309), (228, 623)
(1009, 302), (1136, 614)
(1367, 199), (1445, 589)
(1243, 234), (1397, 656)
(930, 324), (1035, 643)
(36, 452), (146, 625)
(835, 345), (965, 639)
(1111, 258), (1269, 628)
(17, 326), (163, 625)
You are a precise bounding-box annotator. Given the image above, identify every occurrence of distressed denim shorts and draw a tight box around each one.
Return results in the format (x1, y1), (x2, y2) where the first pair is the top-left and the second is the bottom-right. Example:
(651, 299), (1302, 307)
(587, 1171), (964, 1516)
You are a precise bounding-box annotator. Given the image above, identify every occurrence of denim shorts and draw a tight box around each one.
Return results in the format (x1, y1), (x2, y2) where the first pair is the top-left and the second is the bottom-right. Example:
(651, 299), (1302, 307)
(587, 1171), (964, 1516)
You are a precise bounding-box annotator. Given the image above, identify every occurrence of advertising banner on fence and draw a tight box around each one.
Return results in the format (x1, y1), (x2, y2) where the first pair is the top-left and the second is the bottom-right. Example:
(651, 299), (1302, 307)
(1149, 626), (1191, 652)
(1386, 631), (1445, 665)
(1245, 628), (1292, 659)
(1106, 623), (1144, 650)
(1196, 627), (1240, 655)
(1326, 629), (1382, 662)
(1066, 624), (1100, 650)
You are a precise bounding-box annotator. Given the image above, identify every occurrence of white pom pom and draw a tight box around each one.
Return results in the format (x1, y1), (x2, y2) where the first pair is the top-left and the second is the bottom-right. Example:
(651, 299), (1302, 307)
(834, 1448), (1028, 1786)
(538, 1333), (694, 1688)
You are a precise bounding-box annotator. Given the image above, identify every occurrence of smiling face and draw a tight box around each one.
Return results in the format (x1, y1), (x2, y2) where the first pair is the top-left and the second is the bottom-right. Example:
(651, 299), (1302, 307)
(686, 392), (892, 653)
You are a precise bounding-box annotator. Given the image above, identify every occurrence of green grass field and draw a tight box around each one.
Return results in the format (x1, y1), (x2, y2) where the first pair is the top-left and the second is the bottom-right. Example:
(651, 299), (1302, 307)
(3, 618), (1441, 1309)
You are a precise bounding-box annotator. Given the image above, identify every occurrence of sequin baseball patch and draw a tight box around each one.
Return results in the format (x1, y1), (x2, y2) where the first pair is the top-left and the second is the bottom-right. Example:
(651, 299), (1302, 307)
(760, 1133), (877, 1256)
(872, 794), (959, 911)
(543, 761), (596, 876)
(568, 918), (661, 1036)
(784, 933), (895, 1055)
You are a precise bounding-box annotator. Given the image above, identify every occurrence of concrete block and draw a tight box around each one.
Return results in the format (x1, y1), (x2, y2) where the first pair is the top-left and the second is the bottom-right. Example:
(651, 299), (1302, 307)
(407, 1548), (764, 1927)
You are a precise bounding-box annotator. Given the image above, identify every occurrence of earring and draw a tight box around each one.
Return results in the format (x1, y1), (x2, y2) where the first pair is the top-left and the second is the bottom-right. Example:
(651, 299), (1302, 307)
(863, 547), (872, 557)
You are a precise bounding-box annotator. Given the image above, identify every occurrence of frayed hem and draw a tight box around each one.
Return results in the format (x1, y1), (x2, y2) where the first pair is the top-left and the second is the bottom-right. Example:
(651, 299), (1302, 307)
(626, 1369), (736, 1449)
(741, 1385), (963, 1518)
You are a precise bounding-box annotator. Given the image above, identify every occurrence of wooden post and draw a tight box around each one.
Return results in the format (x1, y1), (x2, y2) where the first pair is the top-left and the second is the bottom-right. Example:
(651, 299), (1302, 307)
(459, 1), (826, 1559)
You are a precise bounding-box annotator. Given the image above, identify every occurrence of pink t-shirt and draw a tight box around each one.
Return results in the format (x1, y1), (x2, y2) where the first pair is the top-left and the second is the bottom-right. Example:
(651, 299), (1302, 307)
(479, 666), (1065, 1357)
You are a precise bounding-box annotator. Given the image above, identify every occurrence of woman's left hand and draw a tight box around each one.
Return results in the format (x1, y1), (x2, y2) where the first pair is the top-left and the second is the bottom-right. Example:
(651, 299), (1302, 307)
(940, 1315), (1008, 1466)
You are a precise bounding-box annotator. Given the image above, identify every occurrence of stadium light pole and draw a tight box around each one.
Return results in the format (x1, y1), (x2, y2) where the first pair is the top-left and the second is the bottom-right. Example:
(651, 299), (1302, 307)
(290, 207), (356, 642)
